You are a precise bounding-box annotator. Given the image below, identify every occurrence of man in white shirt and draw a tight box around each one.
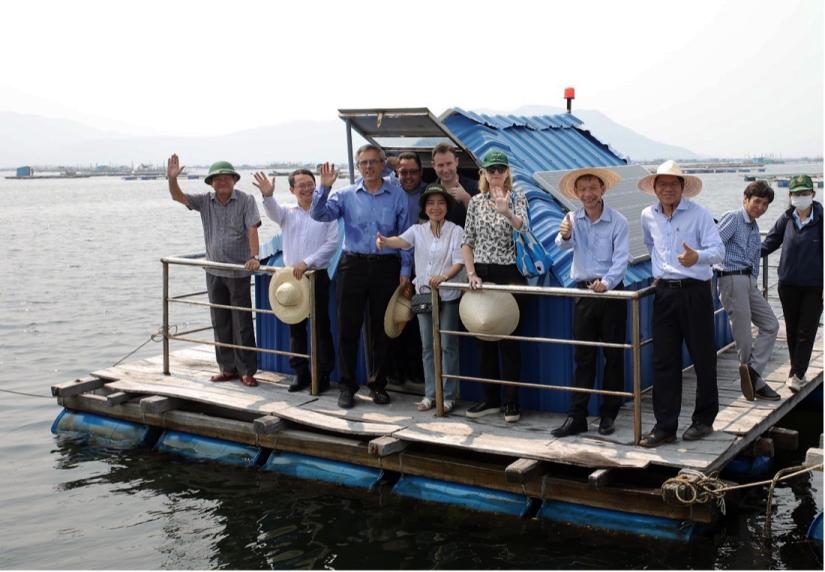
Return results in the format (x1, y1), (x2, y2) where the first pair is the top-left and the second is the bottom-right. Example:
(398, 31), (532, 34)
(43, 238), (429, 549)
(254, 169), (338, 392)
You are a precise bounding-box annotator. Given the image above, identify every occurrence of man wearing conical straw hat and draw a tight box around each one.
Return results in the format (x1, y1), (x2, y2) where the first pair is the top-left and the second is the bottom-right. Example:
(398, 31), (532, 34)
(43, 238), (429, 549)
(637, 160), (724, 447)
(551, 167), (629, 438)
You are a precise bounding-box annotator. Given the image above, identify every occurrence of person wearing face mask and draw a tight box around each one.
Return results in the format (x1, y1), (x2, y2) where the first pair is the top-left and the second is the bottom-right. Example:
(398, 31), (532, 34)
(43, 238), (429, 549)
(761, 174), (823, 393)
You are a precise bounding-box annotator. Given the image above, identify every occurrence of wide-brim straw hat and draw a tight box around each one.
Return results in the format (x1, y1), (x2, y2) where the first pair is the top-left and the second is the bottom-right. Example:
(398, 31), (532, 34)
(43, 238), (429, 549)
(637, 160), (702, 198)
(384, 284), (413, 338)
(459, 286), (519, 342)
(558, 167), (621, 199)
(269, 268), (311, 325)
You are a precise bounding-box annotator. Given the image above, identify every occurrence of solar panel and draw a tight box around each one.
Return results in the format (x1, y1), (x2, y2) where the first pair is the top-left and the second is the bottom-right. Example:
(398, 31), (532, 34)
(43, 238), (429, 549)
(533, 164), (657, 264)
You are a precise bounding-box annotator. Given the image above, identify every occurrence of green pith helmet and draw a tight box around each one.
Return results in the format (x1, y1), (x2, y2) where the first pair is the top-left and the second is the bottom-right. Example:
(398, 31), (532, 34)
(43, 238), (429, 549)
(205, 161), (240, 185)
(789, 175), (814, 193)
(482, 150), (509, 169)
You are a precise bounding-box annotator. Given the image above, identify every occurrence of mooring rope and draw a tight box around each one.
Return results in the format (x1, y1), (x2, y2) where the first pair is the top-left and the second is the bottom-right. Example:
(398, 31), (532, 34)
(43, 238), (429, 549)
(111, 325), (177, 367)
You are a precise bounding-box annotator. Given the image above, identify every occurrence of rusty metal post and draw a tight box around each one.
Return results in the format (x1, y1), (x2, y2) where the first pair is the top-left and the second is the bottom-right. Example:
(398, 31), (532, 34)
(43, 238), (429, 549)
(163, 260), (170, 375)
(631, 297), (642, 444)
(433, 287), (444, 417)
(309, 271), (319, 396)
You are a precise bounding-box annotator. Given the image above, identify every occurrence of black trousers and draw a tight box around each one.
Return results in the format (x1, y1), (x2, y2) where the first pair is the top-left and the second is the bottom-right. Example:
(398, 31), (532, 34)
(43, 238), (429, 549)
(474, 263), (526, 405)
(206, 273), (257, 376)
(651, 280), (718, 434)
(335, 253), (400, 392)
(386, 299), (424, 382)
(569, 283), (626, 421)
(288, 271), (335, 380)
(778, 283), (823, 379)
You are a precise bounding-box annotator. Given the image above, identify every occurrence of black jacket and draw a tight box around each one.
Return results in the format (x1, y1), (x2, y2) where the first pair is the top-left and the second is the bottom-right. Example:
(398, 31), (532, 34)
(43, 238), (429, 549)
(761, 201), (823, 287)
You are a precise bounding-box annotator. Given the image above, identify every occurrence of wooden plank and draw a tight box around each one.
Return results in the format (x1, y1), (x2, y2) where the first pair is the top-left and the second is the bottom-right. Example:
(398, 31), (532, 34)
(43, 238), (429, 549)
(140, 395), (181, 414)
(368, 436), (408, 457)
(588, 468), (613, 489)
(253, 415), (287, 435)
(769, 427), (799, 451)
(51, 376), (104, 397)
(505, 458), (544, 484)
(105, 391), (132, 407)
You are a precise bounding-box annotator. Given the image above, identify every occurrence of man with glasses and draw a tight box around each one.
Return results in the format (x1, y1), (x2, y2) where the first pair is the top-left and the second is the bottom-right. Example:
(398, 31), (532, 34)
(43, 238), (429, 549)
(311, 144), (411, 408)
(432, 143), (479, 226)
(253, 169), (338, 394)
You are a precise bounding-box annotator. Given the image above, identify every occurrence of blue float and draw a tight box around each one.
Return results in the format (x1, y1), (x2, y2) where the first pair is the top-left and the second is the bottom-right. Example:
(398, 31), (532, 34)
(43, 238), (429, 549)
(262, 451), (383, 489)
(721, 455), (774, 480)
(155, 431), (266, 466)
(392, 475), (532, 517)
(538, 500), (698, 542)
(51, 409), (160, 449)
(807, 511), (823, 542)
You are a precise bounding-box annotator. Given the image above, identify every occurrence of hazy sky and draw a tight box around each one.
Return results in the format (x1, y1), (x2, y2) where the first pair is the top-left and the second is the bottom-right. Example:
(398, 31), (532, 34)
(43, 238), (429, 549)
(1, 0), (822, 157)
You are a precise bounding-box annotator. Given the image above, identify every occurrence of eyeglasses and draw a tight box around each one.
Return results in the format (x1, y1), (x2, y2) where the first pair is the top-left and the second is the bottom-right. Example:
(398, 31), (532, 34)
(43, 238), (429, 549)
(398, 169), (420, 176)
(485, 165), (508, 174)
(358, 159), (383, 168)
(294, 183), (315, 191)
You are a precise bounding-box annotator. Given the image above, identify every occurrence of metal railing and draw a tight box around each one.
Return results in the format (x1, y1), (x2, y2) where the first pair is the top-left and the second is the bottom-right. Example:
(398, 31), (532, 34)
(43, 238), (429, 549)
(161, 254), (324, 395)
(430, 282), (657, 445)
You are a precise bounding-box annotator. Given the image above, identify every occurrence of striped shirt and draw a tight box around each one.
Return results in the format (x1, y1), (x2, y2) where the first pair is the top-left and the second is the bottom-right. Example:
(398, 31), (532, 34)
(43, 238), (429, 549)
(716, 208), (761, 278)
(186, 190), (261, 278)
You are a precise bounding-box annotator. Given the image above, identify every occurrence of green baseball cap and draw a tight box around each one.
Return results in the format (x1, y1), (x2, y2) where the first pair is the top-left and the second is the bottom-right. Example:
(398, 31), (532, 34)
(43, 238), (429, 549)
(482, 150), (509, 169)
(205, 161), (240, 185)
(418, 183), (456, 219)
(789, 174), (814, 193)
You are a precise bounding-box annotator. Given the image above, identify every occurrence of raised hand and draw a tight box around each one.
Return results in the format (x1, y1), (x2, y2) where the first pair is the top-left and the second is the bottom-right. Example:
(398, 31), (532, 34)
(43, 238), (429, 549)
(167, 154), (184, 179)
(677, 242), (699, 267)
(491, 186), (511, 215)
(252, 171), (275, 197)
(319, 162), (339, 188)
(447, 184), (470, 205)
(559, 212), (573, 239)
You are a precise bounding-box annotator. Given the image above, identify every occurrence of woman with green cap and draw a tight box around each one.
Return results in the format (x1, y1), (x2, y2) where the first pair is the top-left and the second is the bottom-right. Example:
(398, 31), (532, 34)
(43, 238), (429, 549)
(377, 184), (465, 413)
(460, 150), (529, 423)
(761, 174), (823, 392)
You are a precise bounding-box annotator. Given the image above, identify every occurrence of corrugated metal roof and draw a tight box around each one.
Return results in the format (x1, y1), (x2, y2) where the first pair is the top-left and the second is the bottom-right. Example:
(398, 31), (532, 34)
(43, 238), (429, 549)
(442, 108), (652, 287)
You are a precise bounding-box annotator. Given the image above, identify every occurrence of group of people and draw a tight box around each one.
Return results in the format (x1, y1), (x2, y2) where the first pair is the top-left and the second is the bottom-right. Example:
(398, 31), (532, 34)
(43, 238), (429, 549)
(167, 147), (822, 447)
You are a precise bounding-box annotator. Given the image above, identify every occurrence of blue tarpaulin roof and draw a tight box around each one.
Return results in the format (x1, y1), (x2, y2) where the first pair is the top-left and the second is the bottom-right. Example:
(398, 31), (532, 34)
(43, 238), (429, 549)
(441, 108), (652, 287)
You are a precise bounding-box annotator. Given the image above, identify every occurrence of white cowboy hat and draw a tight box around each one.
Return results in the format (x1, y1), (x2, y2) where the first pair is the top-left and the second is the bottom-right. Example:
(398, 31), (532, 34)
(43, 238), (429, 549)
(558, 167), (621, 199)
(459, 286), (520, 342)
(637, 160), (703, 197)
(269, 268), (311, 325)
(384, 284), (413, 339)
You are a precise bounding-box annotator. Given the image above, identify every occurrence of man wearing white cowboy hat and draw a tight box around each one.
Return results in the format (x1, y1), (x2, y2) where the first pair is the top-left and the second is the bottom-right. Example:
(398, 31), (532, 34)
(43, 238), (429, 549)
(166, 154), (262, 388)
(253, 169), (338, 393)
(551, 167), (629, 438)
(637, 160), (724, 447)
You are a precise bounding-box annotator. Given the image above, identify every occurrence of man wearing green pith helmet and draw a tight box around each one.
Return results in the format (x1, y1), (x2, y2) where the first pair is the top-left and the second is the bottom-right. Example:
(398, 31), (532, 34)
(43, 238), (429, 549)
(166, 154), (262, 388)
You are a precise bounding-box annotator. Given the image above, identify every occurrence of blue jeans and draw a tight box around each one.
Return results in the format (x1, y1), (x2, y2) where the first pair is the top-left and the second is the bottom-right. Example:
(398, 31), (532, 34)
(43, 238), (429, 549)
(417, 300), (460, 401)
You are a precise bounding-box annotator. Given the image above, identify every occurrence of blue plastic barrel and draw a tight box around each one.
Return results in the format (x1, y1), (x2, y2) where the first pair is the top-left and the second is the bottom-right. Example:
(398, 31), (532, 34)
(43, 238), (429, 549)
(392, 475), (532, 517)
(262, 451), (383, 489)
(155, 431), (266, 466)
(721, 455), (774, 480)
(807, 511), (823, 542)
(51, 409), (159, 449)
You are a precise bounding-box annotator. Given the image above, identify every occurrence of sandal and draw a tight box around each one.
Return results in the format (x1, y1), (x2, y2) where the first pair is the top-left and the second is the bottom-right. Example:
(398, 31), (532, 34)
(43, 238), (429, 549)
(443, 400), (455, 414)
(416, 398), (433, 411)
(210, 371), (239, 382)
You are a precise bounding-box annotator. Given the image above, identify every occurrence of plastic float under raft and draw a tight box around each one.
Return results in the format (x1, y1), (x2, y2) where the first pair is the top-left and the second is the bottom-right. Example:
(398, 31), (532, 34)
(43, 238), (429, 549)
(807, 512), (823, 542)
(721, 455), (774, 480)
(262, 451), (383, 489)
(155, 431), (267, 467)
(392, 475), (533, 517)
(51, 409), (159, 449)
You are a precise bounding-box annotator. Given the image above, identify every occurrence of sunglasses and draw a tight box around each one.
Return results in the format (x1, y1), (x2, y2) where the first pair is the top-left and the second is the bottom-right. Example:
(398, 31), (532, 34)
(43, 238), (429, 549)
(486, 165), (508, 174)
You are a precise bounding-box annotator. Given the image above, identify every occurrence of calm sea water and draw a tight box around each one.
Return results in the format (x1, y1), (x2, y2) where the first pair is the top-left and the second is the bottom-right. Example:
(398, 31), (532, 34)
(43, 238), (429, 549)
(0, 163), (822, 569)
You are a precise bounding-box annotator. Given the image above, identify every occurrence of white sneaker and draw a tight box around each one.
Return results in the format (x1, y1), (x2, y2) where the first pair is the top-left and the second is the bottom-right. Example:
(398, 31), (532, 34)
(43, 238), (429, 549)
(787, 374), (806, 393)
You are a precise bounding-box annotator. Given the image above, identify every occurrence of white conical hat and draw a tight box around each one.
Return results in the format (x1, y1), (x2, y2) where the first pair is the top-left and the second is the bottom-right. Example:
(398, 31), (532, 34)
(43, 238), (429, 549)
(384, 284), (413, 338)
(459, 286), (519, 342)
(637, 160), (702, 197)
(269, 267), (311, 325)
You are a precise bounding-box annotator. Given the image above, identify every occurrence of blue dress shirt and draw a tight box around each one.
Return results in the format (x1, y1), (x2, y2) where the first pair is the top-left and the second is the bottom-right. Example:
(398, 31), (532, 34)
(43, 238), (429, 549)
(311, 179), (412, 277)
(555, 204), (629, 290)
(641, 198), (724, 280)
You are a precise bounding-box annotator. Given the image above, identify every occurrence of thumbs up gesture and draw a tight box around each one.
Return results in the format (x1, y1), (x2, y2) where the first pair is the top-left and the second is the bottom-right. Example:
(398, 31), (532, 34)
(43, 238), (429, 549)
(677, 242), (699, 267)
(559, 213), (573, 240)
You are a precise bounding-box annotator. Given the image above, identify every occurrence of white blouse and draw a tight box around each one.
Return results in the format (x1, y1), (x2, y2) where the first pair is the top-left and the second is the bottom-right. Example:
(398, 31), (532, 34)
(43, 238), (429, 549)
(400, 220), (465, 301)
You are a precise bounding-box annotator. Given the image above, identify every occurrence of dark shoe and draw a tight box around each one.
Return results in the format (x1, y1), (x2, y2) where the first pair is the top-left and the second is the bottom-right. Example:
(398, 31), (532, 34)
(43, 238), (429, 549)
(504, 402), (521, 423)
(754, 384), (781, 401)
(465, 401), (500, 418)
(639, 428), (676, 448)
(288, 373), (310, 393)
(738, 363), (755, 401)
(598, 416), (616, 436)
(682, 423), (713, 441)
(551, 417), (588, 438)
(369, 388), (391, 405)
(240, 375), (258, 387)
(337, 387), (355, 409)
(210, 371), (239, 382)
(317, 374), (331, 394)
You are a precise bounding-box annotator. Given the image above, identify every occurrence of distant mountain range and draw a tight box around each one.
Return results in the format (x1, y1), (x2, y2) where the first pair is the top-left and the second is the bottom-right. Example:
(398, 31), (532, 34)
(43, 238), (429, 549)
(0, 106), (702, 169)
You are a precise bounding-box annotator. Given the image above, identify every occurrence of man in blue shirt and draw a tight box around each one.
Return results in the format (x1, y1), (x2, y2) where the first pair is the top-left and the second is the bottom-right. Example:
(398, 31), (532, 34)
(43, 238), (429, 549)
(716, 181), (780, 401)
(551, 167), (629, 438)
(311, 144), (411, 408)
(638, 161), (725, 447)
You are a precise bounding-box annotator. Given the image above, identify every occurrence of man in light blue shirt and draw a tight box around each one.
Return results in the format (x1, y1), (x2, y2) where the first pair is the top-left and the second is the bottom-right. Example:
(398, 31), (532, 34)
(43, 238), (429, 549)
(638, 161), (725, 447)
(311, 144), (411, 409)
(551, 167), (629, 438)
